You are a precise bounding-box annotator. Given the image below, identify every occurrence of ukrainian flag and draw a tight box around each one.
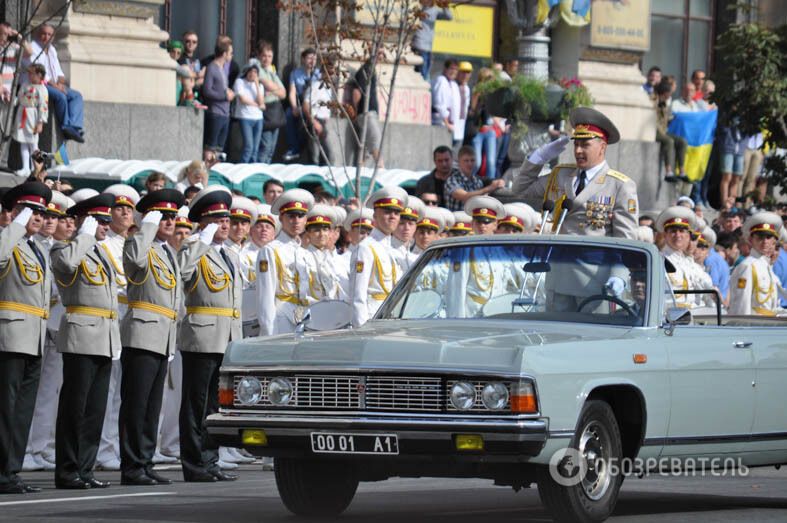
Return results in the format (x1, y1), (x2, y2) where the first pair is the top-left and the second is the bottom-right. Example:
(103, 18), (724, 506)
(54, 143), (69, 166)
(667, 110), (717, 182)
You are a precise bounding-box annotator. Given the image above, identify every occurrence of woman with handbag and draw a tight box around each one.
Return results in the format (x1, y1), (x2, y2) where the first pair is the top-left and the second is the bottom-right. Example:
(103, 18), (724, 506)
(254, 41), (287, 163)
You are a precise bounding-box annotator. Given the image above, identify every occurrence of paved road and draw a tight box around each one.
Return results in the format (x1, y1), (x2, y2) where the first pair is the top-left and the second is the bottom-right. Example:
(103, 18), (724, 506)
(2, 464), (787, 522)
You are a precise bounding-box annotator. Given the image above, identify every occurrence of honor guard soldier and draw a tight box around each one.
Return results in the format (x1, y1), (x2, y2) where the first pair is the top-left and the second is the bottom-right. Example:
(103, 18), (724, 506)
(413, 206), (445, 255)
(497, 203), (535, 234)
(118, 189), (184, 486)
(392, 196), (424, 271)
(51, 193), (121, 490)
(465, 195), (504, 236)
(0, 182), (52, 494)
(448, 211), (473, 237)
(298, 205), (345, 305)
(24, 190), (70, 472)
(238, 204), (277, 337)
(513, 107), (639, 239)
(178, 186), (242, 482)
(257, 189), (314, 336)
(340, 208), (374, 269)
(436, 207), (455, 239)
(350, 187), (408, 327)
(225, 196), (258, 286)
(729, 212), (787, 316)
(97, 183), (140, 472)
(656, 206), (715, 308)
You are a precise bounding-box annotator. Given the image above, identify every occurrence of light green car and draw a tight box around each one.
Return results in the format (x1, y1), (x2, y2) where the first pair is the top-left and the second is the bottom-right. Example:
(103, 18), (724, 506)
(207, 236), (787, 523)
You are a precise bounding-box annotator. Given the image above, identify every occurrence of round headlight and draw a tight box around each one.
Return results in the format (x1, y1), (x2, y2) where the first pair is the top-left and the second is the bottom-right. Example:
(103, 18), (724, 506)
(481, 382), (509, 410)
(450, 381), (476, 410)
(268, 377), (293, 406)
(236, 376), (262, 405)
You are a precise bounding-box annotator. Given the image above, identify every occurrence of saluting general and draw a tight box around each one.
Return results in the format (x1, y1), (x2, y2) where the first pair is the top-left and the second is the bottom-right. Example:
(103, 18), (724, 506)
(178, 186), (242, 483)
(256, 189), (314, 336)
(513, 107), (639, 238)
(118, 189), (184, 486)
(0, 182), (52, 495)
(51, 193), (121, 490)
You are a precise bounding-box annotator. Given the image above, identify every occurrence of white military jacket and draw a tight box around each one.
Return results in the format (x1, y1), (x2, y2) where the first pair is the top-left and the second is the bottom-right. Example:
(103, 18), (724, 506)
(729, 249), (787, 316)
(256, 231), (306, 336)
(349, 228), (400, 327)
(662, 246), (714, 308)
(297, 245), (344, 306)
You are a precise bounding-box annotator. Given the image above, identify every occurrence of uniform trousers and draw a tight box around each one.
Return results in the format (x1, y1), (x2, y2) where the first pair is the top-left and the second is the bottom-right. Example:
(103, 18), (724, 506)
(26, 331), (62, 459)
(158, 351), (182, 457)
(179, 352), (223, 480)
(119, 347), (168, 479)
(0, 353), (41, 486)
(55, 354), (111, 482)
(97, 359), (122, 465)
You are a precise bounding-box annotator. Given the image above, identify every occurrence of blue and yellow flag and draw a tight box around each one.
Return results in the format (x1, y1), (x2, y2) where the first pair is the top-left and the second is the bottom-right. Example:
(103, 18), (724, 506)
(54, 142), (69, 166)
(667, 110), (717, 182)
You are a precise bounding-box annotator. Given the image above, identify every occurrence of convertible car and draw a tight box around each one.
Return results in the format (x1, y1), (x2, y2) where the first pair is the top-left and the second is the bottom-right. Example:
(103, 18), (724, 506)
(207, 236), (787, 523)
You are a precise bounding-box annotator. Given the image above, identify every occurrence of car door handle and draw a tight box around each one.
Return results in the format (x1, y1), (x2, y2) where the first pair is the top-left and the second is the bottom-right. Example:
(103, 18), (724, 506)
(733, 341), (753, 349)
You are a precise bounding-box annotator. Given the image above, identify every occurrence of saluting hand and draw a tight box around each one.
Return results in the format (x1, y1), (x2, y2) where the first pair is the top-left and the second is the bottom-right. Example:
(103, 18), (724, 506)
(528, 135), (570, 165)
(79, 216), (98, 237)
(199, 223), (219, 245)
(143, 210), (163, 226)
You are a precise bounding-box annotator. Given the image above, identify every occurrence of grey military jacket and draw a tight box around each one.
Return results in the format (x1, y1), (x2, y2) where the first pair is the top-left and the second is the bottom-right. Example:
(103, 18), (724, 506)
(178, 239), (242, 354)
(0, 222), (52, 356)
(120, 222), (181, 356)
(513, 161), (639, 239)
(51, 233), (121, 358)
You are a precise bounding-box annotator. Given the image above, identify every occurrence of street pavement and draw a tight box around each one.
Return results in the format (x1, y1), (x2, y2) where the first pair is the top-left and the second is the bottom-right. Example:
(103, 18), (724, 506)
(1, 464), (787, 522)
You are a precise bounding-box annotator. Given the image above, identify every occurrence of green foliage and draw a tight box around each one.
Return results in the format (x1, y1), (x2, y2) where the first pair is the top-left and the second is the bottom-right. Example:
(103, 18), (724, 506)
(714, 21), (787, 193)
(557, 77), (594, 121)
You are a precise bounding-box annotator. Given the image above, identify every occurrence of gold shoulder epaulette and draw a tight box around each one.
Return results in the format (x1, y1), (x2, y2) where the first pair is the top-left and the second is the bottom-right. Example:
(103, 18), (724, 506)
(606, 169), (631, 182)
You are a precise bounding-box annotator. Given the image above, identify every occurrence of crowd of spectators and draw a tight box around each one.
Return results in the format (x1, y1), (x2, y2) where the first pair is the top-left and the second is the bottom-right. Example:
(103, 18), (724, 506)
(644, 66), (769, 213)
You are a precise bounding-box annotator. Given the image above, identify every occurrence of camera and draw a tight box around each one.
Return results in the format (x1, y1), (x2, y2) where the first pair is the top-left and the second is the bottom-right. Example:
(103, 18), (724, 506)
(217, 152), (227, 162)
(32, 150), (55, 169)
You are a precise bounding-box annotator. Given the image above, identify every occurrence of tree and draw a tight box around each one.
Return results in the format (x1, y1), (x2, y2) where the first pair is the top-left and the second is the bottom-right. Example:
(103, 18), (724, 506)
(279, 0), (432, 203)
(713, 18), (787, 195)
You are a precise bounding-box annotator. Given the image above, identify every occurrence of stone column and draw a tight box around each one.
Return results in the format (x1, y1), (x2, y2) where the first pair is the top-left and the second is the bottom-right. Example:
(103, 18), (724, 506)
(517, 27), (550, 80)
(35, 0), (176, 106)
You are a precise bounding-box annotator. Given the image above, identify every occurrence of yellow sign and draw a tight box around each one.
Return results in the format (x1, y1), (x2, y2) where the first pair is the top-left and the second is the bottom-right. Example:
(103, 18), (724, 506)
(590, 0), (650, 51)
(432, 5), (494, 59)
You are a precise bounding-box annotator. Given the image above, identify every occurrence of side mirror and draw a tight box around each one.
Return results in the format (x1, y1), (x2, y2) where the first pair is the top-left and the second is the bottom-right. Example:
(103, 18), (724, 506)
(661, 307), (691, 336)
(294, 309), (311, 338)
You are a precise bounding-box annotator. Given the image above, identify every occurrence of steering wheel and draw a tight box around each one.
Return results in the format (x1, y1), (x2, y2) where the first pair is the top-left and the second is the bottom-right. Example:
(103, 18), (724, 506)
(576, 294), (636, 317)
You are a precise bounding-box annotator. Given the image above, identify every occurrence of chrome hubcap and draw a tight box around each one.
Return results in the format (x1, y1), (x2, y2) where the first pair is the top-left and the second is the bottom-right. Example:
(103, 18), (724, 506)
(578, 421), (612, 501)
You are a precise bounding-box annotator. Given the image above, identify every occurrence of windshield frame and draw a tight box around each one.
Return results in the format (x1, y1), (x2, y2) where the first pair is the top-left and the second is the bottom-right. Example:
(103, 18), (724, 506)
(375, 236), (659, 328)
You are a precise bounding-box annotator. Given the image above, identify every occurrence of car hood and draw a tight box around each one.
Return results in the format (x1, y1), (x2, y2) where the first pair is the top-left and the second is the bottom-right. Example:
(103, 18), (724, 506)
(225, 320), (633, 375)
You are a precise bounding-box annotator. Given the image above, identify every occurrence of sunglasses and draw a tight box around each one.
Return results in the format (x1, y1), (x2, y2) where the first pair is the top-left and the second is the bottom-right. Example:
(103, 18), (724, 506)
(423, 200), (438, 206)
(185, 39), (198, 44)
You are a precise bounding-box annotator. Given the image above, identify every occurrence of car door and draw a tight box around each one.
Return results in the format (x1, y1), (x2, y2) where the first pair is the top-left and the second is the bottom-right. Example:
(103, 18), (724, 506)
(660, 324), (755, 457)
(748, 324), (787, 464)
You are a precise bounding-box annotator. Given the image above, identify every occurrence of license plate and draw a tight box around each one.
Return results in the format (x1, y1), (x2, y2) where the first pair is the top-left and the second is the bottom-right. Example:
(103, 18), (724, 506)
(310, 432), (399, 455)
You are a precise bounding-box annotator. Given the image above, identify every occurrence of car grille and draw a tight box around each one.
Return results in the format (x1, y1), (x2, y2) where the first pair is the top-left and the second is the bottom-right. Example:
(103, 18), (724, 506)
(294, 375), (362, 409)
(365, 376), (442, 411)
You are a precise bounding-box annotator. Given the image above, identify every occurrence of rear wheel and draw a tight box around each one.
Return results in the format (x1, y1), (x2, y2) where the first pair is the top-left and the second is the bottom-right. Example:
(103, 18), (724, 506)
(274, 458), (359, 517)
(537, 400), (623, 523)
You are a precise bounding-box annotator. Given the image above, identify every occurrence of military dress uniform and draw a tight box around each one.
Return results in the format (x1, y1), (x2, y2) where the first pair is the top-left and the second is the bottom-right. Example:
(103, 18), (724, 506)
(257, 189), (314, 336)
(512, 107), (639, 239)
(298, 206), (345, 306)
(97, 184), (140, 471)
(178, 186), (242, 482)
(0, 182), (52, 494)
(349, 187), (409, 327)
(448, 211), (473, 237)
(237, 205), (277, 338)
(224, 196), (258, 287)
(118, 190), (184, 485)
(729, 213), (787, 316)
(51, 193), (121, 489)
(391, 197), (423, 273)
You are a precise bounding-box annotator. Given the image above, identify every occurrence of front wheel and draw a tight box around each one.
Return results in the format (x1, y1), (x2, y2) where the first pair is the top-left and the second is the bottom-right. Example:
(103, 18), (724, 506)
(537, 400), (623, 523)
(274, 458), (359, 517)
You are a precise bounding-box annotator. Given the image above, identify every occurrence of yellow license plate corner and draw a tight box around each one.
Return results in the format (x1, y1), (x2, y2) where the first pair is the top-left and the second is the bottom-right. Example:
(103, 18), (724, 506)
(242, 429), (268, 446)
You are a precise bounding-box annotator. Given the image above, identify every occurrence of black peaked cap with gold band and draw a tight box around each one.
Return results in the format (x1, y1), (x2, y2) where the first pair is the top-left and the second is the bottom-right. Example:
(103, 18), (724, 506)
(67, 193), (115, 223)
(570, 107), (620, 145)
(137, 189), (185, 215)
(2, 181), (52, 212)
(188, 185), (233, 222)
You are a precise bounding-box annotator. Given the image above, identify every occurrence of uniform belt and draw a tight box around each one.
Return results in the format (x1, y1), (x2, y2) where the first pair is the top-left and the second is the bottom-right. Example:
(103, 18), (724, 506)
(118, 295), (129, 304)
(129, 301), (177, 320)
(370, 293), (388, 301)
(66, 305), (118, 319)
(186, 306), (240, 318)
(275, 294), (301, 305)
(752, 306), (776, 317)
(0, 301), (49, 319)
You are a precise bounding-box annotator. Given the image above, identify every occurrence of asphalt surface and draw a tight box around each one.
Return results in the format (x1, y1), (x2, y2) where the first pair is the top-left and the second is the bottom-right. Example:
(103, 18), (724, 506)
(2, 464), (787, 522)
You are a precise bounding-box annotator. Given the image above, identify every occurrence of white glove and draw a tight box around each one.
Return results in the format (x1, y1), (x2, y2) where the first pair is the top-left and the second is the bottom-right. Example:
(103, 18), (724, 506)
(142, 210), (163, 225)
(78, 216), (98, 237)
(604, 276), (625, 297)
(199, 223), (219, 245)
(528, 135), (570, 165)
(12, 206), (33, 226)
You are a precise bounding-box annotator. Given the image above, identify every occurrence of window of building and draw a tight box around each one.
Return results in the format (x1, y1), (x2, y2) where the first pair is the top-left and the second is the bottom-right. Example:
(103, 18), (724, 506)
(642, 0), (714, 85)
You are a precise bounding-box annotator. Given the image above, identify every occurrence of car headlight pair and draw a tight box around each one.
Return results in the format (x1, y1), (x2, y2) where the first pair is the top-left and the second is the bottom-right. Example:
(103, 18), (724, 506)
(236, 377), (293, 406)
(450, 381), (509, 411)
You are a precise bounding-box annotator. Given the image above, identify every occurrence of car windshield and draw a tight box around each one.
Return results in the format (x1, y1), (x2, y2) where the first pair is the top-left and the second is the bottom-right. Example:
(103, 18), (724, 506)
(380, 242), (649, 327)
